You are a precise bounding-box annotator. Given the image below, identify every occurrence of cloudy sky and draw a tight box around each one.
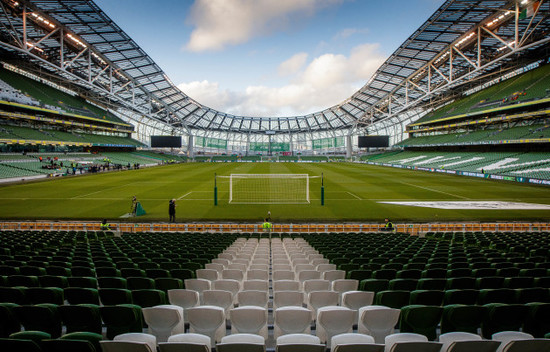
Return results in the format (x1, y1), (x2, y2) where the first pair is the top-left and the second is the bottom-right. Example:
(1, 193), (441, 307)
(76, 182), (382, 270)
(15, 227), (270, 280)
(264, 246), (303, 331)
(94, 0), (442, 117)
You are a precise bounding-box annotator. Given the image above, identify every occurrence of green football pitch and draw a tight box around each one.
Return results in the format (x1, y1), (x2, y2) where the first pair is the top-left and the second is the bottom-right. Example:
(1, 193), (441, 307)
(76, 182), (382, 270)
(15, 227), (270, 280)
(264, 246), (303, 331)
(0, 162), (549, 222)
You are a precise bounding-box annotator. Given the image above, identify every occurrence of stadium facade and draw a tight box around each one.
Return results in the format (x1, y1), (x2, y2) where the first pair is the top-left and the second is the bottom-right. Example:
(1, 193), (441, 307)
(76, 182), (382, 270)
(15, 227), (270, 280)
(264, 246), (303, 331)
(0, 0), (548, 157)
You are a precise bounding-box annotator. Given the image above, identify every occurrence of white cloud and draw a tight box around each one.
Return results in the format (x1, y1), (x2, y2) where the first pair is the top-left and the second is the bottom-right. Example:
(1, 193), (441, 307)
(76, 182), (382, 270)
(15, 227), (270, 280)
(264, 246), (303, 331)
(333, 27), (370, 40)
(177, 43), (386, 116)
(278, 52), (308, 76)
(185, 0), (343, 52)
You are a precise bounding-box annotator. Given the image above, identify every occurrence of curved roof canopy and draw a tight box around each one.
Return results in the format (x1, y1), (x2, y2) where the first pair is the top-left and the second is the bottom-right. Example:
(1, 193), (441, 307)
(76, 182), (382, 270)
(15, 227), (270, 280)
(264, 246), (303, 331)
(0, 0), (548, 134)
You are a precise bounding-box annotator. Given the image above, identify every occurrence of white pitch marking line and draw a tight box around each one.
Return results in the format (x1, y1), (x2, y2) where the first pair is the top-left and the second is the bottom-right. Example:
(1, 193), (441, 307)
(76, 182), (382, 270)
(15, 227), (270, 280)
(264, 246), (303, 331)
(346, 191), (362, 200)
(177, 191), (192, 200)
(399, 181), (470, 200)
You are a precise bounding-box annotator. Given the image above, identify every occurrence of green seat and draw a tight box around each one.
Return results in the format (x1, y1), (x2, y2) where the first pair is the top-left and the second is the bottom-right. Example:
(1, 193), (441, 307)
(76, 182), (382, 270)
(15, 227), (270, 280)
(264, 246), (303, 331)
(154, 278), (183, 292)
(443, 289), (479, 305)
(26, 288), (64, 305)
(98, 277), (127, 289)
(64, 288), (100, 305)
(0, 286), (29, 304)
(372, 269), (397, 280)
(396, 269), (422, 279)
(70, 267), (96, 277)
(7, 275), (39, 287)
(440, 304), (486, 334)
(67, 277), (98, 289)
(96, 267), (121, 277)
(0, 303), (21, 337)
(9, 331), (51, 343)
(120, 268), (146, 278)
(409, 290), (444, 306)
(389, 279), (418, 291)
(503, 277), (534, 289)
(416, 278), (446, 290)
(38, 275), (69, 288)
(14, 304), (62, 338)
(100, 304), (143, 340)
(347, 270), (372, 281)
(131, 289), (167, 308)
(481, 303), (528, 338)
(478, 289), (517, 304)
(475, 277), (504, 289)
(99, 288), (133, 305)
(19, 266), (47, 277)
(359, 279), (389, 293)
(400, 305), (443, 340)
(58, 304), (102, 334)
(56, 331), (103, 352)
(523, 302), (550, 338)
(374, 290), (410, 309)
(446, 277), (476, 290)
(145, 269), (171, 279)
(41, 339), (96, 352)
(127, 277), (155, 290)
(0, 338), (43, 352)
(170, 269), (194, 281)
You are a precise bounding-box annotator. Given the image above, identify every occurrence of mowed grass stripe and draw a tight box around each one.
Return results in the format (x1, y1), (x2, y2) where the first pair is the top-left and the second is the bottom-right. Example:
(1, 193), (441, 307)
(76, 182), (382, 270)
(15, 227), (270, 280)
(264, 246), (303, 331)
(0, 162), (549, 222)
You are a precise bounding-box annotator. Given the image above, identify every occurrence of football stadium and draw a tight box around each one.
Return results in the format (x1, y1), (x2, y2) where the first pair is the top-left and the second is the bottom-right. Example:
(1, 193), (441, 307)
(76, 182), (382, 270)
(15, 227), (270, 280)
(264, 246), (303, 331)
(0, 0), (550, 351)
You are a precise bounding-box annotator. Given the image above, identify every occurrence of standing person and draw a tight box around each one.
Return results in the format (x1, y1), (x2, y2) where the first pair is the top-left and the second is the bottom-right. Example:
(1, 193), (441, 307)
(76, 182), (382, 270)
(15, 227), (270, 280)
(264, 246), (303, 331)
(169, 199), (176, 223)
(266, 211), (271, 222)
(131, 196), (138, 216)
(382, 218), (394, 232)
(262, 218), (272, 233)
(100, 219), (110, 231)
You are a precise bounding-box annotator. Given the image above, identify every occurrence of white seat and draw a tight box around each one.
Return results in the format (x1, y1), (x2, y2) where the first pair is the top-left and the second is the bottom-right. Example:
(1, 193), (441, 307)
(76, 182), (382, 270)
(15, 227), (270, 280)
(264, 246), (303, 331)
(187, 305), (226, 345)
(274, 306), (312, 338)
(492, 331), (534, 352)
(232, 259), (249, 268)
(500, 339), (550, 352)
(203, 290), (234, 315)
(308, 290), (339, 316)
(385, 333), (429, 352)
(298, 270), (321, 289)
(230, 306), (268, 339)
(341, 291), (374, 322)
(167, 289), (199, 323)
(100, 341), (154, 352)
(439, 332), (483, 352)
(331, 333), (382, 352)
(273, 264), (292, 271)
(218, 253), (234, 261)
(113, 333), (157, 352)
(295, 264), (316, 273)
(222, 269), (245, 283)
(196, 269), (219, 281)
(243, 280), (269, 292)
(316, 264), (337, 273)
(273, 270), (295, 281)
(212, 258), (230, 268)
(212, 279), (240, 304)
(323, 270), (347, 282)
(237, 290), (269, 308)
(358, 305), (401, 344)
(184, 279), (211, 304)
(292, 259), (310, 267)
(227, 263), (247, 272)
(316, 306), (355, 347)
(273, 280), (300, 292)
(142, 305), (184, 342)
(205, 263), (225, 273)
(217, 333), (266, 352)
(276, 334), (325, 352)
(161, 333), (211, 352)
(247, 269), (269, 281)
(303, 279), (331, 296)
(249, 264), (269, 271)
(332, 279), (359, 304)
(312, 259), (330, 268)
(273, 291), (304, 310)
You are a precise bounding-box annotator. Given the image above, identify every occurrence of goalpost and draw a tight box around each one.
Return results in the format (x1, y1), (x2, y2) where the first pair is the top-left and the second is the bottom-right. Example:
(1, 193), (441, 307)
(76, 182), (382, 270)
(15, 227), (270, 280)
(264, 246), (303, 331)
(226, 174), (310, 204)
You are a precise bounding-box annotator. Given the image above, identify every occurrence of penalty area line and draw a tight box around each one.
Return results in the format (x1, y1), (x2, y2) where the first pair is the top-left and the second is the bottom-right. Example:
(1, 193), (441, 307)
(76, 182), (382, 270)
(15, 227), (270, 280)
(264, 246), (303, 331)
(177, 192), (192, 200)
(346, 191), (362, 200)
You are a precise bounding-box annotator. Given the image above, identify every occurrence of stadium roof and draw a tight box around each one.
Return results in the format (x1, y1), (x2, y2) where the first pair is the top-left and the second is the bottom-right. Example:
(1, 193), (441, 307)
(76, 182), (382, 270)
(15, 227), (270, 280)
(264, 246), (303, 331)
(0, 0), (549, 134)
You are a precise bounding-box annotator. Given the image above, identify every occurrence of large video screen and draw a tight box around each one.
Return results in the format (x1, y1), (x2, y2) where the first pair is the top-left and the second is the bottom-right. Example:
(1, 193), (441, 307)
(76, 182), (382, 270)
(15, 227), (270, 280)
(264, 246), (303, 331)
(150, 136), (182, 148)
(358, 135), (390, 148)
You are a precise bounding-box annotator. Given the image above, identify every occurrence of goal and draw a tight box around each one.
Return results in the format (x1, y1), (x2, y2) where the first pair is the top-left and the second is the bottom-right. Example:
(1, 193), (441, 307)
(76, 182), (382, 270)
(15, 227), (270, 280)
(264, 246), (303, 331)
(228, 174), (310, 204)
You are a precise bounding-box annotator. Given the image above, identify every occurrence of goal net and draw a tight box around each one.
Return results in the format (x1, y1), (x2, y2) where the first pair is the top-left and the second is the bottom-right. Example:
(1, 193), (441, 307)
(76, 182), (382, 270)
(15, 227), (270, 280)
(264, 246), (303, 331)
(228, 174), (310, 204)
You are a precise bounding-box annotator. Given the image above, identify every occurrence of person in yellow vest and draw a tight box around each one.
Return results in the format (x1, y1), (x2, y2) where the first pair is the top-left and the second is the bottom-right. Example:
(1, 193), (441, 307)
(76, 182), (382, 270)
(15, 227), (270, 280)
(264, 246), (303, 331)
(262, 218), (272, 233)
(100, 219), (110, 231)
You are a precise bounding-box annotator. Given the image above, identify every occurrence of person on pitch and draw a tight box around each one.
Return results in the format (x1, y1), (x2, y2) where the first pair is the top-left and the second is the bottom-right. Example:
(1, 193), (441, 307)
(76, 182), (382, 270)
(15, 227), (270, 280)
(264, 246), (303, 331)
(169, 199), (176, 223)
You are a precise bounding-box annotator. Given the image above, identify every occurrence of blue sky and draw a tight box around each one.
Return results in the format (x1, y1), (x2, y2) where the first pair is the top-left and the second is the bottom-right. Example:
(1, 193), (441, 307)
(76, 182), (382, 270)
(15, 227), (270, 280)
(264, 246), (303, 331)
(95, 0), (443, 117)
